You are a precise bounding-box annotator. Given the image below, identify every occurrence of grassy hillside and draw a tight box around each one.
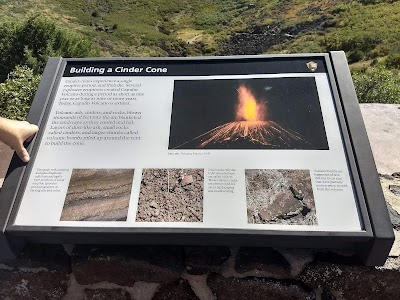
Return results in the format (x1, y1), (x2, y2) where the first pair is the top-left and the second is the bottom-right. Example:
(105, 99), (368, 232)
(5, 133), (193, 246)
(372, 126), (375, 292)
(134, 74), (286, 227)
(1, 0), (399, 61)
(0, 0), (399, 111)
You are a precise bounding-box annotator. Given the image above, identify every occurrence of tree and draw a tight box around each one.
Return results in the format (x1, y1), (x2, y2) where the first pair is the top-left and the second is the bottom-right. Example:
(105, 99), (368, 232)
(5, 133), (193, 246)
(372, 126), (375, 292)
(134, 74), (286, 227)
(0, 66), (41, 120)
(352, 67), (400, 104)
(0, 16), (99, 82)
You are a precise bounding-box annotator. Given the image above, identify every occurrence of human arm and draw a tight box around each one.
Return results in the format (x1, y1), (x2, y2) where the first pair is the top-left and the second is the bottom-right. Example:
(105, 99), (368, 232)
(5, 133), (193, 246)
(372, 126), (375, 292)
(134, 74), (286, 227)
(0, 117), (39, 162)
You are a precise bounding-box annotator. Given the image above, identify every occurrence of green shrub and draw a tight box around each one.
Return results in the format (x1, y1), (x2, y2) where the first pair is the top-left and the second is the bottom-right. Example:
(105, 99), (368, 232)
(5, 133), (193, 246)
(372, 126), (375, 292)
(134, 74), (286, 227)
(319, 2), (400, 63)
(0, 16), (99, 81)
(324, 34), (382, 62)
(359, 0), (381, 4)
(0, 66), (41, 120)
(352, 67), (400, 104)
(358, 0), (398, 4)
(194, 12), (226, 29)
(384, 53), (400, 69)
(348, 50), (364, 63)
(332, 4), (348, 14)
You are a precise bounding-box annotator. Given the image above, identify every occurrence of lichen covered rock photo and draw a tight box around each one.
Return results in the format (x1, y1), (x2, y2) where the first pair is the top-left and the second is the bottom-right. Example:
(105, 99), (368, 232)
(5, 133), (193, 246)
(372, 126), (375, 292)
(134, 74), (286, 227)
(246, 169), (317, 225)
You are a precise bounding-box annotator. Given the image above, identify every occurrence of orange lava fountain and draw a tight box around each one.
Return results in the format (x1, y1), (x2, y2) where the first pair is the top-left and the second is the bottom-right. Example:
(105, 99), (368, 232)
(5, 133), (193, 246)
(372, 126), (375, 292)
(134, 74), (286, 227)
(173, 84), (311, 149)
(236, 85), (266, 122)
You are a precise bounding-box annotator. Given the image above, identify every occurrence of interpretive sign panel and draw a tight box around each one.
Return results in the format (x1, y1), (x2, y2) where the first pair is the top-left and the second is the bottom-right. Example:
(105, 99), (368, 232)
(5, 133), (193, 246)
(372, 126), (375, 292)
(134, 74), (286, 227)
(0, 52), (394, 265)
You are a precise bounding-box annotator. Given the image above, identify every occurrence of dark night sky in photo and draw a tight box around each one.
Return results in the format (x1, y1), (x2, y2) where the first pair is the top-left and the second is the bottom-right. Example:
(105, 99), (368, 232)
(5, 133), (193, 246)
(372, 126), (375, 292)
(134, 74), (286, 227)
(168, 77), (329, 149)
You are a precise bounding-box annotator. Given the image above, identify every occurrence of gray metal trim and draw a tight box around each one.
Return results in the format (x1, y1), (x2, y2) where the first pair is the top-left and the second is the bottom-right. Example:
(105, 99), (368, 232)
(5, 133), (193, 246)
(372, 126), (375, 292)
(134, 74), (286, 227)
(7, 224), (370, 237)
(0, 57), (63, 258)
(5, 58), (67, 230)
(330, 51), (394, 265)
(324, 54), (372, 233)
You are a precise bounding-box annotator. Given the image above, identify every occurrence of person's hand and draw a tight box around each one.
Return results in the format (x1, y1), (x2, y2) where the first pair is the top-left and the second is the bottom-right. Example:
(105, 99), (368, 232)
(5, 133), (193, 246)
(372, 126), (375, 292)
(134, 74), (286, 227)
(0, 117), (39, 162)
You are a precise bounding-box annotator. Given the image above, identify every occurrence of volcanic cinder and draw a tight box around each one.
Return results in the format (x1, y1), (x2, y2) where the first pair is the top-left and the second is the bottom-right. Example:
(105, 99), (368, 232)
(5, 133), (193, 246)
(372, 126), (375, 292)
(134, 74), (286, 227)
(245, 169), (317, 225)
(136, 168), (204, 222)
(60, 169), (134, 221)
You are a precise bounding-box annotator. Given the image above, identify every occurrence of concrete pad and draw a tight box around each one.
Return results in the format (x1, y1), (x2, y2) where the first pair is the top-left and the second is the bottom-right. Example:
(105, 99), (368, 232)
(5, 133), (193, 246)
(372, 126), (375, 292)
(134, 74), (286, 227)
(360, 104), (400, 175)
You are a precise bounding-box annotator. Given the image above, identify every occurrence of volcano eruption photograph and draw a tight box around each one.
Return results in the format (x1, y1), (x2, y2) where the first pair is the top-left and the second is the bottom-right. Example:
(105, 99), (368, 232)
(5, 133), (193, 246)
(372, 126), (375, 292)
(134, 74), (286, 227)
(168, 77), (329, 150)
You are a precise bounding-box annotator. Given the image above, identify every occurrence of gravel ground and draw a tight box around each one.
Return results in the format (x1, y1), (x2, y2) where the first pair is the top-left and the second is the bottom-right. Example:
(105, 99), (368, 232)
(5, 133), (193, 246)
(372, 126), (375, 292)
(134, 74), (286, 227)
(136, 168), (204, 222)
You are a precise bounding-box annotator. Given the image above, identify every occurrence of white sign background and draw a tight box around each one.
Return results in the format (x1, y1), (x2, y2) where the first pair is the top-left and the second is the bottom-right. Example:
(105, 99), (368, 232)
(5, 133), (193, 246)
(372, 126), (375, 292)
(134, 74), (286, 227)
(14, 73), (363, 232)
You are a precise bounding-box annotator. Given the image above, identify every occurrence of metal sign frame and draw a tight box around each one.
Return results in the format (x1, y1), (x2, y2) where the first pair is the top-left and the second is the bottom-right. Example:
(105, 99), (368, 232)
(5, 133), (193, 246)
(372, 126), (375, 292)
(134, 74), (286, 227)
(0, 51), (393, 266)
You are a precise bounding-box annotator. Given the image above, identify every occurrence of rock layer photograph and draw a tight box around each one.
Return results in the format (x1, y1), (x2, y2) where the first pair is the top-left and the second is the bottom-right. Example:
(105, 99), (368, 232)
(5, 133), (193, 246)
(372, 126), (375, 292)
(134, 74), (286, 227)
(245, 169), (317, 225)
(136, 168), (204, 222)
(60, 169), (134, 221)
(169, 77), (328, 150)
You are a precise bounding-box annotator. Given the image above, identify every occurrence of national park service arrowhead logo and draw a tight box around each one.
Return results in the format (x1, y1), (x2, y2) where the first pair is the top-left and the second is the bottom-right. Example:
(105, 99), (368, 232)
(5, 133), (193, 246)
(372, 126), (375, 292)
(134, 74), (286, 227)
(306, 61), (318, 72)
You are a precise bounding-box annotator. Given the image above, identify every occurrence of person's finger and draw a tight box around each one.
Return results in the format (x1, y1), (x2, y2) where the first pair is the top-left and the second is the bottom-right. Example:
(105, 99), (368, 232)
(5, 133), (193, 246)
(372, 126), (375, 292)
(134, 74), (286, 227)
(22, 124), (39, 142)
(25, 133), (35, 143)
(15, 145), (30, 163)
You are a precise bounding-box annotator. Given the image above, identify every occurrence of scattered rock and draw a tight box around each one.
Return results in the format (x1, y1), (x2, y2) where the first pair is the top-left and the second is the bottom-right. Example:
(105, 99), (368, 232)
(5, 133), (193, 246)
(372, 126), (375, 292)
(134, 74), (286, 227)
(184, 246), (231, 275)
(181, 175), (194, 186)
(208, 273), (316, 299)
(389, 185), (400, 196)
(181, 273), (214, 299)
(300, 262), (400, 299)
(389, 230), (400, 257)
(72, 245), (184, 285)
(387, 203), (400, 229)
(235, 247), (291, 278)
(153, 209), (160, 217)
(153, 280), (199, 300)
(84, 288), (131, 300)
(393, 172), (400, 179)
(313, 251), (361, 265)
(328, 248), (358, 258)
(1, 244), (71, 272)
(220, 16), (331, 55)
(320, 289), (337, 300)
(0, 244), (70, 300)
(130, 282), (159, 300)
(0, 244), (71, 300)
(381, 176), (400, 215)
(276, 249), (314, 277)
(0, 269), (69, 300)
(379, 256), (400, 271)
(381, 174), (394, 180)
(259, 192), (304, 222)
(136, 169), (204, 222)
